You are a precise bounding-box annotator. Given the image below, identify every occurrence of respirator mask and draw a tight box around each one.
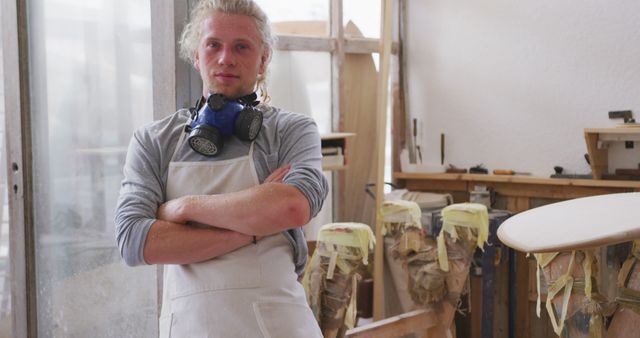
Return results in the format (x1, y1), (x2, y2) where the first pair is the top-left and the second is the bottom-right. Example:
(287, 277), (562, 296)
(185, 92), (263, 156)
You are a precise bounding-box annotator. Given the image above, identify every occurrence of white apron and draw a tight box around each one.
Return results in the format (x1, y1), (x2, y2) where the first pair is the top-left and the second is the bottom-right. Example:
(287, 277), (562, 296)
(159, 130), (322, 338)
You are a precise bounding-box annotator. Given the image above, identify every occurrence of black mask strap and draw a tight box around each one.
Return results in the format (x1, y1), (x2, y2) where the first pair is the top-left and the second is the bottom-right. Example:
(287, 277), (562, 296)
(237, 92), (259, 106)
(191, 92), (258, 114)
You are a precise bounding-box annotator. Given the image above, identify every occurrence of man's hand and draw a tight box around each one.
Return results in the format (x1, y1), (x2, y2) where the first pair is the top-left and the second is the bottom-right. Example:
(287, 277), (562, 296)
(264, 164), (291, 183)
(157, 197), (187, 224)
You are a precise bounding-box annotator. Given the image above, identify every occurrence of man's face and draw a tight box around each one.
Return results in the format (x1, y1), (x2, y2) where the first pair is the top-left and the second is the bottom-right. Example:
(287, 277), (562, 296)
(194, 11), (268, 99)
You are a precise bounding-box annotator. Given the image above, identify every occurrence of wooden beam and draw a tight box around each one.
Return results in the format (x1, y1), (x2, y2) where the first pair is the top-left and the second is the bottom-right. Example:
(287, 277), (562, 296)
(275, 34), (399, 54)
(343, 37), (399, 54)
(330, 0), (344, 133)
(343, 37), (378, 54)
(276, 34), (335, 52)
(345, 309), (438, 338)
(373, 0), (393, 321)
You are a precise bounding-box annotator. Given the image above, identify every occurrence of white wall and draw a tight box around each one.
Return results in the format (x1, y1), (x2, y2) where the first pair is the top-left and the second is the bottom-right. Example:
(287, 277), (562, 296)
(405, 0), (640, 177)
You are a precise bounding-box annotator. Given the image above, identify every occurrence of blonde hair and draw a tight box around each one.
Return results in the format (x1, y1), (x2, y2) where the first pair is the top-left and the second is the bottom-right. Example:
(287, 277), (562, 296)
(179, 0), (276, 101)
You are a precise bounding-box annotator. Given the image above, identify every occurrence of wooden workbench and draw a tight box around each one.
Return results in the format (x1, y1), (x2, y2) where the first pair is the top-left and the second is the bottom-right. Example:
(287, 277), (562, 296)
(395, 172), (640, 209)
(392, 172), (640, 338)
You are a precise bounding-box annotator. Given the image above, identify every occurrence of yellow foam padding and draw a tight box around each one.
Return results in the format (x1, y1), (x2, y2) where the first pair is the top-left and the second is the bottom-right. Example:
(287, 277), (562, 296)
(533, 250), (598, 337)
(302, 223), (375, 330)
(317, 222), (376, 265)
(345, 275), (359, 329)
(436, 203), (489, 271)
(615, 240), (640, 315)
(379, 200), (422, 235)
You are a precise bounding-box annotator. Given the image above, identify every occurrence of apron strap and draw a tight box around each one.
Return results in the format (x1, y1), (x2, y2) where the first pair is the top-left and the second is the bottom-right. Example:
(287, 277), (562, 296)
(170, 121), (191, 162)
(247, 141), (260, 184)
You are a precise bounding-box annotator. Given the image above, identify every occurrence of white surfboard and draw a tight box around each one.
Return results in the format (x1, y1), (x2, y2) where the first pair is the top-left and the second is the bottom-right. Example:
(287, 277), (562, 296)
(497, 192), (640, 253)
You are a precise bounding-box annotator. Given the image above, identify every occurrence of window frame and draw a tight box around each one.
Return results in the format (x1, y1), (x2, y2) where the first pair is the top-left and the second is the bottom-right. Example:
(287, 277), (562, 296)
(1, 0), (37, 337)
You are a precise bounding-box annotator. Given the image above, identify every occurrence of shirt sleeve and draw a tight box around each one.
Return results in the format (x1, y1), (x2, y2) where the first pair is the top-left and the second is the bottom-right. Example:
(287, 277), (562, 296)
(114, 126), (167, 266)
(277, 113), (329, 219)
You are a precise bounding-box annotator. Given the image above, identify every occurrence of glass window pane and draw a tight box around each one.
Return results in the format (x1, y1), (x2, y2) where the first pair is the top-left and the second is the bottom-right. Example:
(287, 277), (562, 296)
(344, 0), (381, 39)
(254, 0), (329, 36)
(0, 4), (13, 336)
(28, 0), (156, 336)
(267, 51), (332, 134)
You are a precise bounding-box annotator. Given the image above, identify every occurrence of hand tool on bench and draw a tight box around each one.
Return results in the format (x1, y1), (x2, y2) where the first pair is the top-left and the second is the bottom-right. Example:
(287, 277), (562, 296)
(493, 169), (531, 175)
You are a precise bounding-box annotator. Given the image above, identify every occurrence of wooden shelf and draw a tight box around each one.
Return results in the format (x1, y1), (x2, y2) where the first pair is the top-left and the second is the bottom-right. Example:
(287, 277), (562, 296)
(320, 132), (355, 171)
(584, 127), (640, 179)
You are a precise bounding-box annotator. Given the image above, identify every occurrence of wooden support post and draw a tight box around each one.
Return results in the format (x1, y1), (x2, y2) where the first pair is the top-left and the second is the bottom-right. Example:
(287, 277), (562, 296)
(373, 0), (393, 322)
(584, 131), (607, 179)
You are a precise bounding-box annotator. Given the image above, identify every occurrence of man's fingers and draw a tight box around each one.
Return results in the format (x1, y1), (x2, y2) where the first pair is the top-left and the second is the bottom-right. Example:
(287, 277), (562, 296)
(265, 164), (291, 183)
(265, 169), (286, 183)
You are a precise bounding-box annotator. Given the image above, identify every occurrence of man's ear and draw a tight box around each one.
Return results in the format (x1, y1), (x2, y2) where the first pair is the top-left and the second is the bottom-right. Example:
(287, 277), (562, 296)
(194, 51), (201, 71)
(259, 50), (270, 74)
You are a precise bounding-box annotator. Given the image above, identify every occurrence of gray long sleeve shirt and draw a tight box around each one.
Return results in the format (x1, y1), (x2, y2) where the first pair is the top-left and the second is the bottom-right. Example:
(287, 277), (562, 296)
(115, 103), (328, 275)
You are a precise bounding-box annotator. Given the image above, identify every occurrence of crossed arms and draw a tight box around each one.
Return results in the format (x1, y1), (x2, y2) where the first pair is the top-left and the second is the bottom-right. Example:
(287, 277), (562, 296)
(143, 165), (310, 265)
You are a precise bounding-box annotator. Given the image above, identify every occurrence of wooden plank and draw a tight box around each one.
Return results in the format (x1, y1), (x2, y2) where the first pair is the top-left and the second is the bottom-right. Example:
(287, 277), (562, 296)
(373, 0), (393, 321)
(584, 127), (640, 134)
(345, 309), (438, 338)
(339, 24), (377, 238)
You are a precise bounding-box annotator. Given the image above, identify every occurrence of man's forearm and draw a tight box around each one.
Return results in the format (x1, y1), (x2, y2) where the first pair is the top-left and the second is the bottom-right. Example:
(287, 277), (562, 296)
(143, 219), (253, 265)
(158, 182), (310, 236)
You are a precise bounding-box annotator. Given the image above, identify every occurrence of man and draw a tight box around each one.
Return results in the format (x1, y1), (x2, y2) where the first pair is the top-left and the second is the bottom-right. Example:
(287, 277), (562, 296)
(114, 0), (327, 336)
